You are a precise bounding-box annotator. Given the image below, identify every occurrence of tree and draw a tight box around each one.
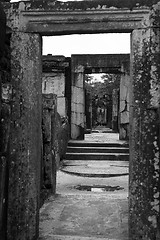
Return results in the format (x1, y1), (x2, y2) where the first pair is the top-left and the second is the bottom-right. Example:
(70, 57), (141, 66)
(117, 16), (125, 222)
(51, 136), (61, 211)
(85, 73), (121, 127)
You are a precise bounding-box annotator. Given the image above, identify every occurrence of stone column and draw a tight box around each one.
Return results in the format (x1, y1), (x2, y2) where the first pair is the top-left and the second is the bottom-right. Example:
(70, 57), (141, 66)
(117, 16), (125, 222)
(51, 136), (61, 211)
(129, 7), (160, 239)
(71, 65), (85, 140)
(112, 89), (119, 132)
(119, 63), (130, 140)
(7, 32), (42, 240)
(42, 94), (57, 193)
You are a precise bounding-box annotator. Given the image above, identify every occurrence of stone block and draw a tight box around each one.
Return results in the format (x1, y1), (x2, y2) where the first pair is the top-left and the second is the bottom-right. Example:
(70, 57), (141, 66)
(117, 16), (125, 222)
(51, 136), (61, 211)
(72, 111), (85, 127)
(120, 111), (129, 124)
(119, 124), (129, 140)
(42, 73), (65, 97)
(120, 100), (126, 113)
(71, 123), (84, 140)
(72, 86), (84, 105)
(57, 97), (67, 117)
(120, 80), (129, 101)
(71, 102), (84, 114)
(72, 72), (84, 88)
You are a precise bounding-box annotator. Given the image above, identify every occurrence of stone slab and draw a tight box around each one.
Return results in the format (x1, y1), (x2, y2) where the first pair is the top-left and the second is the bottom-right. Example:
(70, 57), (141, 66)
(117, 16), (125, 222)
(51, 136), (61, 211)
(42, 73), (65, 97)
(39, 194), (128, 240)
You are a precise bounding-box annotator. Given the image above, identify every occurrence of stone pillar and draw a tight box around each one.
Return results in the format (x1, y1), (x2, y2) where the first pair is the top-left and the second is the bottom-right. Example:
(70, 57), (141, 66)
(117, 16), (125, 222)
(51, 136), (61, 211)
(42, 94), (57, 193)
(119, 64), (130, 140)
(0, 83), (12, 240)
(112, 89), (119, 132)
(42, 72), (67, 117)
(7, 32), (42, 240)
(71, 65), (85, 140)
(129, 7), (160, 239)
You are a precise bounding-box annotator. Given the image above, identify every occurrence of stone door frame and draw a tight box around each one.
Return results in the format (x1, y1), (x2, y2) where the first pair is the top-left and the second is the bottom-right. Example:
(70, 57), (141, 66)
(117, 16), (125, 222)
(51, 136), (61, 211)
(71, 54), (130, 139)
(5, 1), (160, 239)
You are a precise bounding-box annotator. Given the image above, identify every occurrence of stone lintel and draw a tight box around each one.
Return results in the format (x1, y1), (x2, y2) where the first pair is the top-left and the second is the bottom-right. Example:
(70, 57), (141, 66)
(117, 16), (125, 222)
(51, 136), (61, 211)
(84, 67), (122, 74)
(4, 1), (149, 34)
(72, 54), (130, 71)
(22, 9), (149, 34)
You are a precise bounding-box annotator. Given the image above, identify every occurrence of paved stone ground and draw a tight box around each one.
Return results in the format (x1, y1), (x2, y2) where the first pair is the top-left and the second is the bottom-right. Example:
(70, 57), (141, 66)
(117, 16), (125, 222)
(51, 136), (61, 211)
(39, 130), (129, 240)
(85, 128), (127, 144)
(61, 160), (129, 177)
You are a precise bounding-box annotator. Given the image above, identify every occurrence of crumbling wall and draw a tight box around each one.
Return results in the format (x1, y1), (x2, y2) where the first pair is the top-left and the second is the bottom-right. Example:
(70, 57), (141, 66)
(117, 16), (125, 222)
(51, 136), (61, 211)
(42, 55), (70, 167)
(42, 55), (69, 117)
(129, 3), (160, 239)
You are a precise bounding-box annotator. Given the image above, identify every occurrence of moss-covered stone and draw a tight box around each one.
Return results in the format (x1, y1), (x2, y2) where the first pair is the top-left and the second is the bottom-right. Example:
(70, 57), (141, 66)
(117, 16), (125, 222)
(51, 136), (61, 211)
(23, 0), (160, 11)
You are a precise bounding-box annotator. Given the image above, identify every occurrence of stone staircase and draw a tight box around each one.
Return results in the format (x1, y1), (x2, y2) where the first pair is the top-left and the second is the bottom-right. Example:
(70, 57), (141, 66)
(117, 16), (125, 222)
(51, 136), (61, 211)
(65, 141), (129, 161)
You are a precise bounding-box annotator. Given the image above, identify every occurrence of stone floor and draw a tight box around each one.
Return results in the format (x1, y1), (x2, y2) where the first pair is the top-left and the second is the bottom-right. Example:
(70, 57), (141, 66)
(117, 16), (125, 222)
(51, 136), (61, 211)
(39, 130), (129, 240)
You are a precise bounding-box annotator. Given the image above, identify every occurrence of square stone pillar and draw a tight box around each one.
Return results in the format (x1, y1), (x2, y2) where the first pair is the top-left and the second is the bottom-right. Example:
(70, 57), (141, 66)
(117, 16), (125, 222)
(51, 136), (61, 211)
(7, 32), (42, 240)
(119, 63), (130, 140)
(129, 8), (160, 239)
(112, 89), (119, 132)
(42, 94), (57, 193)
(71, 65), (85, 140)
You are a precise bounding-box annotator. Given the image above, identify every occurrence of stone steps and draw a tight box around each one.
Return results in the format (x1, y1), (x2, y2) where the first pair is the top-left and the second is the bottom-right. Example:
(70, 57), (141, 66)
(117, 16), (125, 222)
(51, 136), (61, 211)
(68, 141), (129, 148)
(40, 234), (123, 240)
(65, 152), (129, 161)
(67, 146), (129, 153)
(65, 141), (129, 161)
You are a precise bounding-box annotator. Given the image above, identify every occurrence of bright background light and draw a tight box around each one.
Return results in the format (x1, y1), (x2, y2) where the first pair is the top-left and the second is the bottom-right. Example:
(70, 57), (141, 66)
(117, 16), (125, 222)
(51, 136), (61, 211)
(43, 33), (130, 57)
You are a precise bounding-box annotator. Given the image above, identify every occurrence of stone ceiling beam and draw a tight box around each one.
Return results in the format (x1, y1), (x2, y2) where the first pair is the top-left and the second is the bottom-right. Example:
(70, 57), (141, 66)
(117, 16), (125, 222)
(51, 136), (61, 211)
(22, 9), (149, 34)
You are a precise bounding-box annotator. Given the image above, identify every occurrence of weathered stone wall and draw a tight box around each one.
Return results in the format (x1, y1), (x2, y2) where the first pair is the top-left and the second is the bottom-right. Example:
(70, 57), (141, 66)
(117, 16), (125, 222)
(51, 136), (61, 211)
(129, 3), (160, 239)
(42, 72), (66, 116)
(7, 32), (42, 240)
(0, 34), (11, 240)
(0, 4), (9, 240)
(42, 55), (70, 168)
(119, 62), (130, 140)
(42, 55), (69, 117)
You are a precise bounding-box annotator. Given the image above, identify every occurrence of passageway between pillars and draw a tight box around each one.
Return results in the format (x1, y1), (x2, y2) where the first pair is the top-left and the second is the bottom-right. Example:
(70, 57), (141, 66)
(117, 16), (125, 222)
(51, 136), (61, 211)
(39, 130), (129, 240)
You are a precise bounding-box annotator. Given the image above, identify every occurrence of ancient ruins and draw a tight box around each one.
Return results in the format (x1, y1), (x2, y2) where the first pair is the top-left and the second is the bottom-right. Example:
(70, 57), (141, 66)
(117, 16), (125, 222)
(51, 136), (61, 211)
(0, 0), (160, 239)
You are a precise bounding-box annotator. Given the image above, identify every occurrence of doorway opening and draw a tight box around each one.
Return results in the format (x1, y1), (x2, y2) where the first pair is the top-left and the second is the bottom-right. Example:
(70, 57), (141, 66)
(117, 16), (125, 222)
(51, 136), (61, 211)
(84, 73), (120, 137)
(40, 32), (130, 240)
(42, 33), (130, 142)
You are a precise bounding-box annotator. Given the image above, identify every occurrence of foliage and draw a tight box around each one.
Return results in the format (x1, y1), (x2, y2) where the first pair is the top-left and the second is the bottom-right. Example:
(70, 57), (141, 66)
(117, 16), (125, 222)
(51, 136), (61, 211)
(85, 73), (120, 126)
(85, 73), (120, 104)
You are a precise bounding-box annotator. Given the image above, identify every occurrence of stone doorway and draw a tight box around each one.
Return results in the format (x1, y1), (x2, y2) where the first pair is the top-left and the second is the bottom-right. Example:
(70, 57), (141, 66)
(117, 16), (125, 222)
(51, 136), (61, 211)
(3, 1), (160, 239)
(70, 54), (130, 140)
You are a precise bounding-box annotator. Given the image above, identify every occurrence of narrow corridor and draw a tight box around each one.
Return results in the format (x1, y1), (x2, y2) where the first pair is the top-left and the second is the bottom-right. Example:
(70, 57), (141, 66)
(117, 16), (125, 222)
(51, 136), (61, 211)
(39, 129), (129, 240)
